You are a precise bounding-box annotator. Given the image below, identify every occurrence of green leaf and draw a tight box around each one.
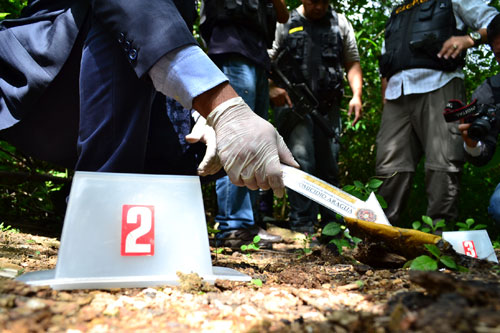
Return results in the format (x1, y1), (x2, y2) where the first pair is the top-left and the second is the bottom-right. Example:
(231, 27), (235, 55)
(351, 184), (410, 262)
(422, 216), (434, 227)
(367, 178), (383, 189)
(0, 13), (9, 20)
(375, 194), (387, 209)
(322, 222), (342, 236)
(351, 236), (362, 246)
(410, 255), (438, 271)
(455, 222), (468, 229)
(343, 185), (355, 192)
(466, 218), (475, 227)
(329, 239), (349, 254)
(358, 37), (379, 48)
(472, 224), (487, 230)
(351, 190), (365, 200)
(207, 226), (220, 234)
(338, 239), (350, 248)
(424, 244), (441, 258)
(434, 219), (446, 229)
(412, 221), (422, 230)
(440, 256), (457, 269)
(421, 227), (431, 233)
(353, 180), (364, 189)
(253, 235), (261, 244)
(250, 279), (263, 287)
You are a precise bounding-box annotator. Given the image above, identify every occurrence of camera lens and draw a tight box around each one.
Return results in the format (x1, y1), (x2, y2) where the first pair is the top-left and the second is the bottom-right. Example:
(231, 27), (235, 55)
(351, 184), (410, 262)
(469, 117), (492, 141)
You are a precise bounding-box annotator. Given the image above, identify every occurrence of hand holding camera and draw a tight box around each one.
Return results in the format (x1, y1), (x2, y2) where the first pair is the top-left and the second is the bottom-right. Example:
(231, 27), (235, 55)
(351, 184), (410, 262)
(443, 99), (500, 142)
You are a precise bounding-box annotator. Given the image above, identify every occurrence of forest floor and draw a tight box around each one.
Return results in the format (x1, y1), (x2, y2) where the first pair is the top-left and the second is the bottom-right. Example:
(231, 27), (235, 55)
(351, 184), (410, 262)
(1, 220), (500, 333)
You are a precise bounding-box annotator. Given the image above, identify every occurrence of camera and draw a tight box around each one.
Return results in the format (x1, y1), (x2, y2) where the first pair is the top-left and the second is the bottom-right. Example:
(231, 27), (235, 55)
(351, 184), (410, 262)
(443, 99), (500, 141)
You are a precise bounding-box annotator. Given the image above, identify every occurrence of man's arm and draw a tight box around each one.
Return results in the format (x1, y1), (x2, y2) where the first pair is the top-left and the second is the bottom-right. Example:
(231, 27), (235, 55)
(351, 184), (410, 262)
(437, 28), (487, 60)
(438, 0), (499, 59)
(269, 82), (292, 108)
(272, 0), (289, 23)
(150, 45), (299, 197)
(345, 61), (363, 126)
(381, 77), (388, 104)
(459, 121), (498, 166)
(192, 82), (237, 118)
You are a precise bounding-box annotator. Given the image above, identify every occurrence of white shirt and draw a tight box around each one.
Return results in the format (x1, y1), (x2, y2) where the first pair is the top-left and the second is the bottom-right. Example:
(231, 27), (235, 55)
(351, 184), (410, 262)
(464, 141), (483, 156)
(384, 0), (498, 100)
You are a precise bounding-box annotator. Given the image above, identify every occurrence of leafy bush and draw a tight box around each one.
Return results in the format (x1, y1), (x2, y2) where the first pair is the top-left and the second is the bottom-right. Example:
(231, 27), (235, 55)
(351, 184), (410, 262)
(0, 0), (26, 19)
(408, 244), (467, 272)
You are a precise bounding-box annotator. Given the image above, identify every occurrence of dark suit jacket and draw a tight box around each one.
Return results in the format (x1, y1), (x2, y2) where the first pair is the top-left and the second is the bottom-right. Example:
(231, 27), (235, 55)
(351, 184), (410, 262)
(0, 0), (197, 130)
(0, 0), (197, 166)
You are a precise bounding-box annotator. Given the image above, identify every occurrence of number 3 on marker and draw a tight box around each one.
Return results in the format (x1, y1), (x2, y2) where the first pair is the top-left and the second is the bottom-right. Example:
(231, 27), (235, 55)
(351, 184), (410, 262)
(462, 240), (477, 258)
(121, 205), (155, 256)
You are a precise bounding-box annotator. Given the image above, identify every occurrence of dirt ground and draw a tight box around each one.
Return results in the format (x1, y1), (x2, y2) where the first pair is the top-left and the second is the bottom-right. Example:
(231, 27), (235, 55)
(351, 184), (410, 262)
(1, 223), (500, 333)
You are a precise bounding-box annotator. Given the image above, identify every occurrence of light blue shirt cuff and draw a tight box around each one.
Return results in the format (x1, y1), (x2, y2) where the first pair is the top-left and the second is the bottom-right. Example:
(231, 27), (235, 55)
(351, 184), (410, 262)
(149, 45), (228, 109)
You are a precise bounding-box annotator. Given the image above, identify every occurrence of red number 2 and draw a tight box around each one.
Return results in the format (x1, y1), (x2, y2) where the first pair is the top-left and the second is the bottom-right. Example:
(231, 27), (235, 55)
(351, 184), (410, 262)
(121, 205), (155, 256)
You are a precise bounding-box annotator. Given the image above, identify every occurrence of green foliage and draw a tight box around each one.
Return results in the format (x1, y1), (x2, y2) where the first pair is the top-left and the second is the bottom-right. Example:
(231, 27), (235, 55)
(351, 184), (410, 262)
(455, 218), (488, 231)
(322, 221), (342, 237)
(410, 255), (439, 271)
(250, 279), (263, 287)
(207, 225), (221, 235)
(0, 221), (19, 233)
(240, 235), (261, 252)
(0, 0), (27, 20)
(412, 215), (446, 234)
(343, 178), (387, 208)
(0, 142), (70, 223)
(296, 232), (317, 256)
(322, 221), (362, 254)
(409, 244), (465, 271)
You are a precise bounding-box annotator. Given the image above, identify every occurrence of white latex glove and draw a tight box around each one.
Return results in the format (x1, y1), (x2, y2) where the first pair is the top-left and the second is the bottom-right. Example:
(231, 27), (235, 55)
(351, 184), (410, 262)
(185, 111), (222, 176)
(207, 97), (299, 197)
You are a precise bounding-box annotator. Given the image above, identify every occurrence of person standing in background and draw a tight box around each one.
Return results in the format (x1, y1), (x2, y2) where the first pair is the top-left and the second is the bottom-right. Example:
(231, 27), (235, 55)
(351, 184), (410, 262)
(269, 0), (363, 234)
(376, 0), (498, 227)
(199, 0), (290, 248)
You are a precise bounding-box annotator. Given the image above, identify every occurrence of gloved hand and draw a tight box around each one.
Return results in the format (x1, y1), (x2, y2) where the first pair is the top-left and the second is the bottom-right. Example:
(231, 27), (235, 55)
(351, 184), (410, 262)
(207, 97), (299, 197)
(185, 111), (222, 176)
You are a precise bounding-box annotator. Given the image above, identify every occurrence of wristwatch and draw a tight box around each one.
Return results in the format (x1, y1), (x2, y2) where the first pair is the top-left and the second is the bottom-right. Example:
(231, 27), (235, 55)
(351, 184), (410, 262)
(469, 31), (482, 46)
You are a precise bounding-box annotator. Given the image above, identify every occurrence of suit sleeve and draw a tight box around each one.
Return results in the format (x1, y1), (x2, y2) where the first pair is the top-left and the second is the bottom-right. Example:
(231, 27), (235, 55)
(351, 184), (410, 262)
(90, 0), (198, 78)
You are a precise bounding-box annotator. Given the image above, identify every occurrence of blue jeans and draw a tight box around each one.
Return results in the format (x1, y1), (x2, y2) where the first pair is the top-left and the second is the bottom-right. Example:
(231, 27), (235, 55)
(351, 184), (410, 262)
(488, 183), (500, 224)
(275, 105), (341, 232)
(214, 55), (269, 234)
